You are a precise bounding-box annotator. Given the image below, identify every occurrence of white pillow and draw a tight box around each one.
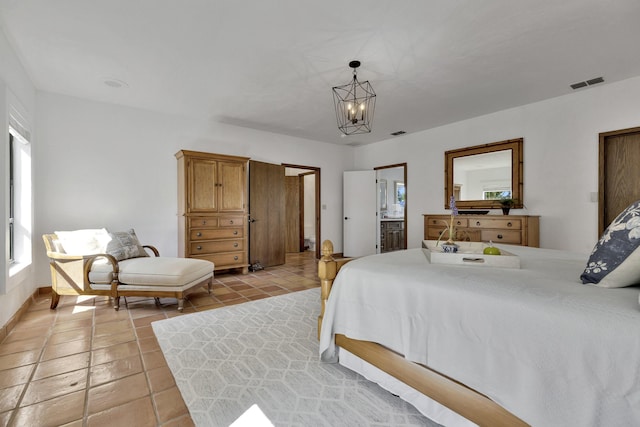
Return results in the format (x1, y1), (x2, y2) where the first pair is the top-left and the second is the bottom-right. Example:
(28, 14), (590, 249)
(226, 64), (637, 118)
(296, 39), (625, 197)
(54, 228), (110, 255)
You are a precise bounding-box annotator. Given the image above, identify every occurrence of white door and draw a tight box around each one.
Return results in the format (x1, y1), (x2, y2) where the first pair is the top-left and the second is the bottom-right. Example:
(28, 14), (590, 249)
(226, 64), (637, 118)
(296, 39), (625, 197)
(343, 170), (377, 257)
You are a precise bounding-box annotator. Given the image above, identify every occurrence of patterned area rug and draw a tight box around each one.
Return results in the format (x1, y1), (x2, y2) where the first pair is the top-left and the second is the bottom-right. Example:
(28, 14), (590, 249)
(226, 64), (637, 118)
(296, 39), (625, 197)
(151, 288), (438, 426)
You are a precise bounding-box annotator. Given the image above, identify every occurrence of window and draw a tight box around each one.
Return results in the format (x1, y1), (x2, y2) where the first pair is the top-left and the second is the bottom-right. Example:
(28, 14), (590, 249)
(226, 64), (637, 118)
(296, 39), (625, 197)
(9, 133), (14, 262)
(483, 190), (511, 200)
(7, 113), (32, 276)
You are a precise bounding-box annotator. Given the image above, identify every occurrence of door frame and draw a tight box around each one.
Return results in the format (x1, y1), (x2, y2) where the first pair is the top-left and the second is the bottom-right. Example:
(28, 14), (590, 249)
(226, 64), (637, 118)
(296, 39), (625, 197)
(283, 163), (321, 259)
(598, 126), (640, 235)
(374, 163), (408, 250)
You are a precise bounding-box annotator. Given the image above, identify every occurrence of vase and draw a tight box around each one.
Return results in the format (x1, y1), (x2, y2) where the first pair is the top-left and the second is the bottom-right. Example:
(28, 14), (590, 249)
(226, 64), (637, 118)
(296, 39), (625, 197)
(502, 207), (510, 215)
(441, 242), (459, 253)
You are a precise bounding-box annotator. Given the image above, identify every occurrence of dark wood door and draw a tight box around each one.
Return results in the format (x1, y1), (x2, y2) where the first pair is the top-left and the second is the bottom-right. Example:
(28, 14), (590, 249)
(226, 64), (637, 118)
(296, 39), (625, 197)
(249, 161), (285, 267)
(600, 127), (640, 234)
(285, 176), (300, 253)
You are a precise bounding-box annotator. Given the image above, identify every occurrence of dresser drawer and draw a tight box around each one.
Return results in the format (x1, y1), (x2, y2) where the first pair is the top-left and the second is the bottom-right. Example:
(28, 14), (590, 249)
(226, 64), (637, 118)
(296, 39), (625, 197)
(469, 218), (522, 230)
(190, 228), (243, 240)
(426, 227), (446, 239)
(189, 217), (219, 228)
(426, 217), (468, 227)
(480, 230), (521, 244)
(194, 252), (246, 268)
(426, 227), (480, 241)
(219, 216), (244, 227)
(190, 239), (244, 254)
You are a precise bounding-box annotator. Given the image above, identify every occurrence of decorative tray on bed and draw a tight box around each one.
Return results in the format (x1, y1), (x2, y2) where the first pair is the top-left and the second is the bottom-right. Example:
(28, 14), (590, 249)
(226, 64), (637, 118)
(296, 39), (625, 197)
(421, 240), (520, 269)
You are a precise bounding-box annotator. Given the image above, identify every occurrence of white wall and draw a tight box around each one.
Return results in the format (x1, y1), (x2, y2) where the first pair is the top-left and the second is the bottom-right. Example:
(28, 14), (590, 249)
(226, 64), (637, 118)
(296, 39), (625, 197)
(355, 76), (640, 254)
(33, 92), (353, 287)
(0, 25), (37, 327)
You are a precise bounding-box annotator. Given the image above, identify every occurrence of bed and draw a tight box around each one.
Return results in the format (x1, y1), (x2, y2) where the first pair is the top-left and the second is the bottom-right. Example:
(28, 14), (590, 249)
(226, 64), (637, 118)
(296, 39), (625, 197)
(317, 240), (640, 427)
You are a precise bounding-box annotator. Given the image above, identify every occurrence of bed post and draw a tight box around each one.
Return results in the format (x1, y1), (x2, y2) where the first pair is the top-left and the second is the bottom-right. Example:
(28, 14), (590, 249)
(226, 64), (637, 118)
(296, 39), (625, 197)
(317, 240), (353, 339)
(317, 240), (337, 339)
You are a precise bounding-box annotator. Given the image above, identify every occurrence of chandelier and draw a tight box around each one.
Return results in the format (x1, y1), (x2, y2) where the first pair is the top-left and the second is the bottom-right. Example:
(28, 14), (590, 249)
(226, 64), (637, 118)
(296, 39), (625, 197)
(332, 60), (376, 135)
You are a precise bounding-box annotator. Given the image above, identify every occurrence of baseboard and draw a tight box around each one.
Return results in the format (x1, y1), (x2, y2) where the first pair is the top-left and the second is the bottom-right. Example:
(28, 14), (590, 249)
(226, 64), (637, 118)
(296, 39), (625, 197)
(0, 286), (52, 343)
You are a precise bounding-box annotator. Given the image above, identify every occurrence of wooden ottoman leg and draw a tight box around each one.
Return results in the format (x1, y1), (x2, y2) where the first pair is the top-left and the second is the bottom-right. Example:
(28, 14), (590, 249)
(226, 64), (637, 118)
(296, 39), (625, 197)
(114, 296), (120, 311)
(50, 291), (60, 310)
(178, 298), (185, 312)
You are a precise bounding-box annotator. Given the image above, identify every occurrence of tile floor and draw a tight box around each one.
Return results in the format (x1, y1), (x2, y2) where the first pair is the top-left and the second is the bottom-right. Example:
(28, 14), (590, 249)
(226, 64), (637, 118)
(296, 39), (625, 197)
(0, 251), (319, 427)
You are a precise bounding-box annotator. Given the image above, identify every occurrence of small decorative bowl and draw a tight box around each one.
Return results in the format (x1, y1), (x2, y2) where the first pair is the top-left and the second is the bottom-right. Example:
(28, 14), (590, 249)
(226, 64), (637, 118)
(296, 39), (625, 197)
(441, 243), (459, 253)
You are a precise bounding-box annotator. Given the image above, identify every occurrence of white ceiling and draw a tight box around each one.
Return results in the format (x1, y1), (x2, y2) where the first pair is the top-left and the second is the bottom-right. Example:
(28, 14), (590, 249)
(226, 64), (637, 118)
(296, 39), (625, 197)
(2, 0), (640, 146)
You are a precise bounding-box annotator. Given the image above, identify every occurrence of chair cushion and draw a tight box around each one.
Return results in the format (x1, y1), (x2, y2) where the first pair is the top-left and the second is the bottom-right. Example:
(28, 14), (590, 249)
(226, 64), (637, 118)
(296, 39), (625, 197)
(89, 257), (214, 287)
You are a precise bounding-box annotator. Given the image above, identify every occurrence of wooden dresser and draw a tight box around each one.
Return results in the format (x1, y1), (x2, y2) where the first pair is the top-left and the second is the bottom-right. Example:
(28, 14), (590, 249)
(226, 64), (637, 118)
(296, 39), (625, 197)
(176, 150), (250, 274)
(423, 214), (540, 247)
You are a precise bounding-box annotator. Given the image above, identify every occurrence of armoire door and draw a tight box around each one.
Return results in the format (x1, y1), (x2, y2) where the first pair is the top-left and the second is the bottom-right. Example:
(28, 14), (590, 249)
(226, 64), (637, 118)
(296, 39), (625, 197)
(599, 127), (640, 234)
(218, 161), (246, 212)
(189, 157), (218, 212)
(249, 161), (286, 267)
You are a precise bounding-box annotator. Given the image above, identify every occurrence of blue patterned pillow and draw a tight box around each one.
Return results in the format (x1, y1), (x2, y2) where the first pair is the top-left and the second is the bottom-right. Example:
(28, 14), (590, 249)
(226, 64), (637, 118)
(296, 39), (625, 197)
(581, 200), (640, 287)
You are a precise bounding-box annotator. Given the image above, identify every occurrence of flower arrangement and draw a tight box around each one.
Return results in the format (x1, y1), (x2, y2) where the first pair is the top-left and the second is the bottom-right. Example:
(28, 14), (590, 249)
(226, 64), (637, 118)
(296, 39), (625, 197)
(437, 195), (459, 247)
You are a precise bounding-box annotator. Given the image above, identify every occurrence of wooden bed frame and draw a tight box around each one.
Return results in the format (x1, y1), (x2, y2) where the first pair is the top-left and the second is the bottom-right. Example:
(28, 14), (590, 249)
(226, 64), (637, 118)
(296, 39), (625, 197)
(317, 240), (529, 427)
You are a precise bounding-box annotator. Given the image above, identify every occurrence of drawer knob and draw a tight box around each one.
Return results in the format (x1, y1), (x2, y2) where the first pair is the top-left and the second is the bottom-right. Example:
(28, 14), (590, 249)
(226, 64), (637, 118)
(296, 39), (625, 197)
(476, 221), (481, 226)
(456, 220), (462, 226)
(196, 232), (202, 237)
(202, 220), (206, 225)
(233, 230), (238, 235)
(234, 243), (238, 248)
(196, 245), (202, 250)
(229, 220), (234, 224)
(234, 256), (239, 261)
(507, 222), (512, 227)
(497, 234), (503, 239)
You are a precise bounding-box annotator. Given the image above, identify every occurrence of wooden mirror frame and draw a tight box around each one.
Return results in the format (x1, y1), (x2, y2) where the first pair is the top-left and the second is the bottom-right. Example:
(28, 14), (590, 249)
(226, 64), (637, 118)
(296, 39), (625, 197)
(445, 138), (523, 210)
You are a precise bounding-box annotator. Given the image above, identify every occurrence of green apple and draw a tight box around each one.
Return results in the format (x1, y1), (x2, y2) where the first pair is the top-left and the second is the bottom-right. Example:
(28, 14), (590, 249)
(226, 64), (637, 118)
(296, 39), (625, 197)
(483, 246), (501, 255)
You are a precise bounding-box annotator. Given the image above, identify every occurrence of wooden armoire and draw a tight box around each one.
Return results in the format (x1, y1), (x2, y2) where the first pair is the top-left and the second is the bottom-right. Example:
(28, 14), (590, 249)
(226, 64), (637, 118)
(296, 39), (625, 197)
(176, 150), (249, 274)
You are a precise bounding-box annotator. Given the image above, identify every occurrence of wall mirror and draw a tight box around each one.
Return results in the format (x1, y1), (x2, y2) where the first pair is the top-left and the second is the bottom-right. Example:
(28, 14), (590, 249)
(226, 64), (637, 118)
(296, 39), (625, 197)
(445, 138), (523, 209)
(378, 179), (387, 210)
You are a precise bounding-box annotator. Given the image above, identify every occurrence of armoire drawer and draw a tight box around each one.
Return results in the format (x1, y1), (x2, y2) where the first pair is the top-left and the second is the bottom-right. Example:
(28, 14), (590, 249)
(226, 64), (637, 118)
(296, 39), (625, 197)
(189, 217), (219, 228)
(219, 216), (244, 227)
(190, 228), (243, 240)
(194, 252), (246, 268)
(190, 239), (244, 254)
(480, 230), (521, 244)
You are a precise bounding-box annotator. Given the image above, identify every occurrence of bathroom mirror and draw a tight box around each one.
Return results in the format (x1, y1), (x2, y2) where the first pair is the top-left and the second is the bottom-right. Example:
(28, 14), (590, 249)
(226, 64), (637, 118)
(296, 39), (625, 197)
(444, 138), (523, 209)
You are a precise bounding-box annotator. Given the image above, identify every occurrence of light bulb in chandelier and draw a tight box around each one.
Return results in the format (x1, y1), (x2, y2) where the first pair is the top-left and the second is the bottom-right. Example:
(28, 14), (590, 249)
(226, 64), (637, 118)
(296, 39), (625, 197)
(347, 102), (366, 123)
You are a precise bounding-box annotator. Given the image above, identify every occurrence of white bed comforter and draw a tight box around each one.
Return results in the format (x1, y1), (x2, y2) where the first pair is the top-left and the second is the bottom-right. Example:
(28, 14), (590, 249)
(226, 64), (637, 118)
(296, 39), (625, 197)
(319, 245), (640, 427)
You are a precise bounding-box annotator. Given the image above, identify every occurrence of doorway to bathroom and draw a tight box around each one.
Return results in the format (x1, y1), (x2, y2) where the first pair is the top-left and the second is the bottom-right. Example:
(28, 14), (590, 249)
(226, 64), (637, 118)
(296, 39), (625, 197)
(374, 163), (407, 253)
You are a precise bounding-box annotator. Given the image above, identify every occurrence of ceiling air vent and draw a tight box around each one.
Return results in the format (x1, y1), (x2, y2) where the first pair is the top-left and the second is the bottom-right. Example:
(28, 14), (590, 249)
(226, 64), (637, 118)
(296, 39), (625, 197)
(390, 130), (406, 136)
(570, 76), (604, 90)
(586, 77), (604, 85)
